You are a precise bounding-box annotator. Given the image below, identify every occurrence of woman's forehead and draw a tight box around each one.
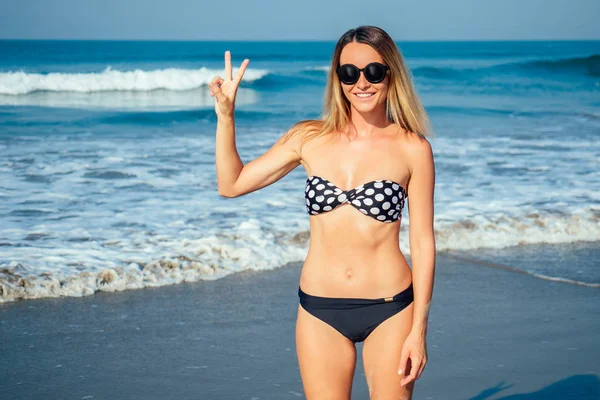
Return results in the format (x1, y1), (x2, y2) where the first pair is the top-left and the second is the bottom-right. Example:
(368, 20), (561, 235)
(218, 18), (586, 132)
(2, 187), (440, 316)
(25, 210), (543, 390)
(339, 42), (383, 66)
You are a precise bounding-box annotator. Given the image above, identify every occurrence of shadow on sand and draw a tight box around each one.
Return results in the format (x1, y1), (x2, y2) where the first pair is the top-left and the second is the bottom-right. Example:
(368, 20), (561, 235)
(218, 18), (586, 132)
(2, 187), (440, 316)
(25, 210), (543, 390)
(468, 374), (599, 399)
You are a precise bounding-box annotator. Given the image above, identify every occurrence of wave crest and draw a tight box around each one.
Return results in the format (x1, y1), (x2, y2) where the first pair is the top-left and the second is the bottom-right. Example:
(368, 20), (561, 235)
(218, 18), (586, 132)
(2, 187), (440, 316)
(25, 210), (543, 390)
(520, 54), (600, 77)
(0, 66), (270, 95)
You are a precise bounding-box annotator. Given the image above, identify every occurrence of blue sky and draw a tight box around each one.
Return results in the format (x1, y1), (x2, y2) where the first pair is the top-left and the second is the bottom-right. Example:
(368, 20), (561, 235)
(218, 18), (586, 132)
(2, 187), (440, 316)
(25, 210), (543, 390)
(1, 0), (598, 40)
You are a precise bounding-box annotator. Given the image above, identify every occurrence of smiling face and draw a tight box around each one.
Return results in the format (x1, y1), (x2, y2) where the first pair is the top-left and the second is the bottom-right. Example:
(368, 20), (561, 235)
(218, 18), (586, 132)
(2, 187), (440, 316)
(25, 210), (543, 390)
(338, 42), (389, 115)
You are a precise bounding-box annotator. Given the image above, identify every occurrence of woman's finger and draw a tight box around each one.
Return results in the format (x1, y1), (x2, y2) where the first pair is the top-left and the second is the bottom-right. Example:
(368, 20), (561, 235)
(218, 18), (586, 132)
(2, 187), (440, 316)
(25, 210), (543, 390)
(400, 356), (418, 386)
(234, 59), (250, 84)
(397, 352), (408, 380)
(224, 51), (233, 81)
(417, 356), (427, 378)
(417, 363), (425, 379)
(398, 351), (411, 385)
(209, 79), (227, 103)
(210, 76), (224, 86)
(209, 76), (224, 97)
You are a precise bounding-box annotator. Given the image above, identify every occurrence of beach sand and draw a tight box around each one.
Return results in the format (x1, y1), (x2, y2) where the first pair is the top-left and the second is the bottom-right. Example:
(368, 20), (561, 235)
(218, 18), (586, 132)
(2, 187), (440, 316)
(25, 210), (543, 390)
(1, 244), (599, 400)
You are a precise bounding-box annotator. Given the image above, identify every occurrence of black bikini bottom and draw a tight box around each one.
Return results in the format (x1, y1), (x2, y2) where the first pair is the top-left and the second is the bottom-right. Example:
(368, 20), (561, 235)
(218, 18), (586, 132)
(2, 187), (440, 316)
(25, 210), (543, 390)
(298, 283), (414, 343)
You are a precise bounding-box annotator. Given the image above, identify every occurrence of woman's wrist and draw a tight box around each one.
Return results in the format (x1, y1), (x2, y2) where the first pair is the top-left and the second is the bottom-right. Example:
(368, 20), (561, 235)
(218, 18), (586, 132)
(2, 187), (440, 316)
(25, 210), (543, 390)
(217, 114), (235, 123)
(410, 322), (428, 336)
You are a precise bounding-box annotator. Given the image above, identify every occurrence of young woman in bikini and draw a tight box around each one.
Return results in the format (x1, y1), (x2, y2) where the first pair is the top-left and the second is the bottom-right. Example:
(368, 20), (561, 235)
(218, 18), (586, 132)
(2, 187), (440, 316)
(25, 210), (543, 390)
(210, 25), (435, 400)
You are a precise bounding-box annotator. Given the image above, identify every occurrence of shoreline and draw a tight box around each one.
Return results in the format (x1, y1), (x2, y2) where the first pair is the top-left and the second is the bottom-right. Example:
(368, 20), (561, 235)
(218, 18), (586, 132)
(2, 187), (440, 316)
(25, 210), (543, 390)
(2, 240), (599, 305)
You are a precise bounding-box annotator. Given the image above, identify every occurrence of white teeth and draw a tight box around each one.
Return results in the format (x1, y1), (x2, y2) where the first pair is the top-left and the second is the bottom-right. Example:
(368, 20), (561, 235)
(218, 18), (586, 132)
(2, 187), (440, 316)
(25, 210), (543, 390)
(355, 93), (374, 98)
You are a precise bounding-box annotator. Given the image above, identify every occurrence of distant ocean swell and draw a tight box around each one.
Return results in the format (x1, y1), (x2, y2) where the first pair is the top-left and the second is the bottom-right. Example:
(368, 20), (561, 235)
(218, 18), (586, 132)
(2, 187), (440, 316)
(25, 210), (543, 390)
(522, 54), (600, 76)
(1, 54), (597, 96)
(413, 54), (600, 79)
(1, 207), (598, 303)
(291, 54), (600, 79)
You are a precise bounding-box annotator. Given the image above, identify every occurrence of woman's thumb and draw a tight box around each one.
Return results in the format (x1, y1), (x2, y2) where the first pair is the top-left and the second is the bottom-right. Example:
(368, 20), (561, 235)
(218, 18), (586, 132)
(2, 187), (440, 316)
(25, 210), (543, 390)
(398, 349), (408, 375)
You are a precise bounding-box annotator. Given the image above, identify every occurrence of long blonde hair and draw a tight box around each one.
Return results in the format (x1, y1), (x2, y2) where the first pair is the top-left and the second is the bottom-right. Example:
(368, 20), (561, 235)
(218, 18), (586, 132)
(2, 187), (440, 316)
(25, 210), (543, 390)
(284, 26), (432, 145)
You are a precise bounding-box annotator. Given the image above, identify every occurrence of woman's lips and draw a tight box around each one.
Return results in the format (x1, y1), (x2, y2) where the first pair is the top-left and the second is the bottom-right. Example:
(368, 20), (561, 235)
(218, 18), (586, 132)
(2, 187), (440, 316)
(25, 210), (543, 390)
(354, 92), (375, 100)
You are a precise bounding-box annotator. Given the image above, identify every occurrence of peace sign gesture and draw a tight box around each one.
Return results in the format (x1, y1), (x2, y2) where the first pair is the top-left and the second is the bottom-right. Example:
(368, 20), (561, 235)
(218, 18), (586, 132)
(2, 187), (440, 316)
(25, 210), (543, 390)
(209, 51), (250, 119)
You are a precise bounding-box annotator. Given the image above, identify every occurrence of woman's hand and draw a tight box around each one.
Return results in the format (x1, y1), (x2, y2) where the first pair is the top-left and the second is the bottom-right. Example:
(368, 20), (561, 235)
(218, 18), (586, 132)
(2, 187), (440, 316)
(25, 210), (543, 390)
(209, 51), (250, 119)
(397, 330), (428, 387)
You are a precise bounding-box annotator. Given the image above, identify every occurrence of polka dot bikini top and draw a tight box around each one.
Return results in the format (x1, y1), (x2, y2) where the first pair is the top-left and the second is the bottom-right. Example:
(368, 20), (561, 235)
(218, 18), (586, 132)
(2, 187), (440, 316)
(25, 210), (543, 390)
(305, 175), (407, 223)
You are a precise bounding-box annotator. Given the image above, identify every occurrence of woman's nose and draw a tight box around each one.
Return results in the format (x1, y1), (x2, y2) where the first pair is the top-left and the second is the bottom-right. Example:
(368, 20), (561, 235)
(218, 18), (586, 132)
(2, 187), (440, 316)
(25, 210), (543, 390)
(355, 72), (370, 90)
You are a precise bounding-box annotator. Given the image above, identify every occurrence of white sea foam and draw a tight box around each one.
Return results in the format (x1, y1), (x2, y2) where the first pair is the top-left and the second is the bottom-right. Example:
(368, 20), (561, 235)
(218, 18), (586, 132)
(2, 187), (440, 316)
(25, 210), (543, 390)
(0, 219), (309, 303)
(1, 207), (598, 303)
(0, 87), (259, 110)
(430, 208), (600, 252)
(0, 66), (269, 95)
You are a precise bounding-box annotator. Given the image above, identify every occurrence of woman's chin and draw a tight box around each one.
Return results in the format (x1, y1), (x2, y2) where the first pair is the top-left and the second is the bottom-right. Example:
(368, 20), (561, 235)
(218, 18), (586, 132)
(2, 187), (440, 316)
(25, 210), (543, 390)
(351, 102), (378, 114)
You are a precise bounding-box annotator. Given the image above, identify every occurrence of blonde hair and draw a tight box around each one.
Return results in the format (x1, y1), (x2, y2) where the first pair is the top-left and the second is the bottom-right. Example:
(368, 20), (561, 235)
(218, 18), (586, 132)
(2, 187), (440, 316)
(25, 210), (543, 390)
(283, 26), (432, 146)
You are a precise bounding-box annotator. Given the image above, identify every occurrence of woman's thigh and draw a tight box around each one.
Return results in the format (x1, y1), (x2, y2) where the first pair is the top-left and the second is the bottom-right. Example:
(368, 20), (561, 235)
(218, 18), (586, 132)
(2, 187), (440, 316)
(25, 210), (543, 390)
(362, 302), (415, 400)
(296, 305), (357, 400)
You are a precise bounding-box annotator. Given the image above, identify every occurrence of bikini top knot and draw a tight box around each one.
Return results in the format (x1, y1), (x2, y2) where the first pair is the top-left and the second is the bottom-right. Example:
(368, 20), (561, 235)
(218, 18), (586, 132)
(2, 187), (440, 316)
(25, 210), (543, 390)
(304, 175), (407, 223)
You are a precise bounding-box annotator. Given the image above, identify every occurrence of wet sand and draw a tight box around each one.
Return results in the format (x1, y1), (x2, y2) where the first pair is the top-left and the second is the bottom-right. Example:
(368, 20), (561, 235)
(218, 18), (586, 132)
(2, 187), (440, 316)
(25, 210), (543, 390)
(1, 246), (599, 399)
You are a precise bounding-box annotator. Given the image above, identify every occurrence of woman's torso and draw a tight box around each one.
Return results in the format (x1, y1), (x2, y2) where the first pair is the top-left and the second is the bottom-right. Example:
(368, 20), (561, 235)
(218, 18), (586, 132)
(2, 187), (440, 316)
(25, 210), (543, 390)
(298, 124), (414, 299)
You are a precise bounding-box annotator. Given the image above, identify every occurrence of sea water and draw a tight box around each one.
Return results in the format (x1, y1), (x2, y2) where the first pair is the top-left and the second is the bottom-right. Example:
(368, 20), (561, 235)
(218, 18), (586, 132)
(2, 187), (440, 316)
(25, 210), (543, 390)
(1, 40), (598, 302)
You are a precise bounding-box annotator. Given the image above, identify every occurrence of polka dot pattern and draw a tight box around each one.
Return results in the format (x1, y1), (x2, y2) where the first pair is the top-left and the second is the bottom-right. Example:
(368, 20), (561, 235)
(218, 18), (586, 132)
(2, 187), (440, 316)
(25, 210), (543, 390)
(304, 175), (407, 223)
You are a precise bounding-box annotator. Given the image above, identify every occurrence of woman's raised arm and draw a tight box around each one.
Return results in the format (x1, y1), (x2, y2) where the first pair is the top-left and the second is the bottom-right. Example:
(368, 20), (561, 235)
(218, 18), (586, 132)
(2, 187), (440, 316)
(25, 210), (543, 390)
(209, 51), (303, 198)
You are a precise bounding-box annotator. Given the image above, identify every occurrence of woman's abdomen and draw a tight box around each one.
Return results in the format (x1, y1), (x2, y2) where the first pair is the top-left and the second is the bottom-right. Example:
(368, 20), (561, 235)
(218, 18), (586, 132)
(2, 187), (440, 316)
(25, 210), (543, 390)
(299, 237), (412, 299)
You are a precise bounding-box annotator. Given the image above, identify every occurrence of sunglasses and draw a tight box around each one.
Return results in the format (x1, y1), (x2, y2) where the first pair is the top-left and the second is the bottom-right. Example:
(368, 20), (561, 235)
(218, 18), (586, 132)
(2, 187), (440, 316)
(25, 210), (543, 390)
(336, 62), (390, 85)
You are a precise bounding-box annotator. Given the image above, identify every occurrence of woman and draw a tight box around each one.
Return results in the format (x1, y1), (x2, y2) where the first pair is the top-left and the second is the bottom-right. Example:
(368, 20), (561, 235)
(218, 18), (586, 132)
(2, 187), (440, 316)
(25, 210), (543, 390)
(210, 26), (435, 400)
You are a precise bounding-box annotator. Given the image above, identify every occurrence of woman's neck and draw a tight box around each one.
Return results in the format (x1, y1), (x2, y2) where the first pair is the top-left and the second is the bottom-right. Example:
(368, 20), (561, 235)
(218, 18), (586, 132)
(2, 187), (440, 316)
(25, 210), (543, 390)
(347, 106), (390, 138)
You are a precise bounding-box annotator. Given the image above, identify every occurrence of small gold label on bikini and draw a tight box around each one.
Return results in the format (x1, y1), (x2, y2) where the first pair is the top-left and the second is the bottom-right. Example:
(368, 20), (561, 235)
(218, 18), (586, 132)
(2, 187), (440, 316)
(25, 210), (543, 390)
(384, 297), (393, 302)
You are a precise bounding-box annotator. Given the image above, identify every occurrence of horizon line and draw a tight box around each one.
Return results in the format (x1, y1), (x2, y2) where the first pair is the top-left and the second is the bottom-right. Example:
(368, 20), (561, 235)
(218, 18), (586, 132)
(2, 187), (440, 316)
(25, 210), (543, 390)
(1, 37), (599, 43)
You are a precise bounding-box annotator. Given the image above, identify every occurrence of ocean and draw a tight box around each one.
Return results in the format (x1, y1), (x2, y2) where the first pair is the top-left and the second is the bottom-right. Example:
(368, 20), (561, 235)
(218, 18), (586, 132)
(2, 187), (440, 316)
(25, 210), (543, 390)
(0, 40), (598, 302)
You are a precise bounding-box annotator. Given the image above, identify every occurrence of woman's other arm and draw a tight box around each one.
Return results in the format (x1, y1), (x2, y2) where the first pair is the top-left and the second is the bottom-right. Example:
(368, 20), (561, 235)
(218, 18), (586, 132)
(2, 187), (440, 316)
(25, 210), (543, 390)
(406, 136), (436, 337)
(398, 135), (436, 386)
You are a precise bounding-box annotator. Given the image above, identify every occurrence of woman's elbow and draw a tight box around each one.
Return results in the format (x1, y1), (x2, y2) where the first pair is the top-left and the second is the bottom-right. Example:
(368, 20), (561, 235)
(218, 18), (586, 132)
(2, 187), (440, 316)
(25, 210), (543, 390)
(218, 185), (238, 198)
(410, 233), (436, 252)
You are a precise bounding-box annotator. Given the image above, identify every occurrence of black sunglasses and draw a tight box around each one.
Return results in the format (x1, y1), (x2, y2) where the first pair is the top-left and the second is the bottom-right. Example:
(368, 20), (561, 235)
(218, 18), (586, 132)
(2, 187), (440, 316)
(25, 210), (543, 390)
(336, 62), (390, 85)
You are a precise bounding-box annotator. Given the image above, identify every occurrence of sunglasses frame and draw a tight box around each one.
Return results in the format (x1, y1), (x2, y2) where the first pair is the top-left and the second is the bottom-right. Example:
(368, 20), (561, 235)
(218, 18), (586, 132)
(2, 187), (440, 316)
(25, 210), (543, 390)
(336, 62), (390, 85)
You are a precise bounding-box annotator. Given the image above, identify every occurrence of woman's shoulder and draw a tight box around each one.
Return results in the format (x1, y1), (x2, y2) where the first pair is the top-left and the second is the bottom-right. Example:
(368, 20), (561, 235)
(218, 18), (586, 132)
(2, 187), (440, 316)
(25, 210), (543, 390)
(279, 119), (325, 148)
(287, 119), (325, 137)
(394, 126), (434, 163)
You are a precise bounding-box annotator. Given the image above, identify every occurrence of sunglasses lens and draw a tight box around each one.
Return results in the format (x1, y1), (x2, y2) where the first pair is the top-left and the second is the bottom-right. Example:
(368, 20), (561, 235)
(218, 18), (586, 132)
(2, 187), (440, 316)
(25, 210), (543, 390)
(337, 65), (360, 84)
(364, 63), (387, 83)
